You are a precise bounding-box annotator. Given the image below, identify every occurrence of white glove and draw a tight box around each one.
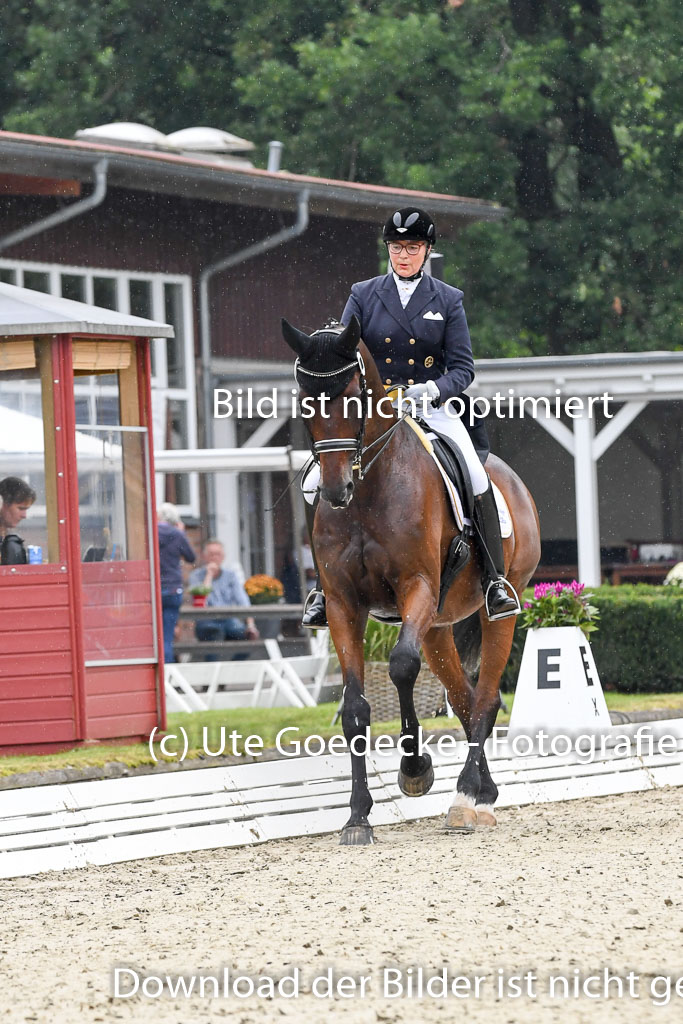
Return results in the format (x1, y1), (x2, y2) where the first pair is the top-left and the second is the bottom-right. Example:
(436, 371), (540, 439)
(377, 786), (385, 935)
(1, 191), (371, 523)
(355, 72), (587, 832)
(401, 380), (440, 407)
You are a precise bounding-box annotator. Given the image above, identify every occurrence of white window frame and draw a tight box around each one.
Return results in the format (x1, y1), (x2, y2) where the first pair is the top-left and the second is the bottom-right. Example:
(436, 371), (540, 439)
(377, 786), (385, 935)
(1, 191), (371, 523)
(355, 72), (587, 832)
(0, 257), (199, 517)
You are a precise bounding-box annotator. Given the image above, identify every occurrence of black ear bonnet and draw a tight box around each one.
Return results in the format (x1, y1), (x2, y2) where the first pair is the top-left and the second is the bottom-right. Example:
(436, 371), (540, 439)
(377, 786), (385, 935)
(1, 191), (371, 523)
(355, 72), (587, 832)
(281, 317), (363, 399)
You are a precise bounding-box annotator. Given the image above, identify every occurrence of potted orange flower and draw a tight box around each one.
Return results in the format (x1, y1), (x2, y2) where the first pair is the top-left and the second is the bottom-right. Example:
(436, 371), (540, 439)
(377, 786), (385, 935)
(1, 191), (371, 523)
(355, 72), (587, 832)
(244, 574), (284, 638)
(244, 574), (284, 605)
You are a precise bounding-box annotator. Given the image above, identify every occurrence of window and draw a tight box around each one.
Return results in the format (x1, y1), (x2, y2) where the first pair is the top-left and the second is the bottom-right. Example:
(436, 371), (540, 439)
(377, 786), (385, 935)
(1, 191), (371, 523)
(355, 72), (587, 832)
(0, 258), (198, 517)
(75, 342), (157, 664)
(0, 338), (60, 563)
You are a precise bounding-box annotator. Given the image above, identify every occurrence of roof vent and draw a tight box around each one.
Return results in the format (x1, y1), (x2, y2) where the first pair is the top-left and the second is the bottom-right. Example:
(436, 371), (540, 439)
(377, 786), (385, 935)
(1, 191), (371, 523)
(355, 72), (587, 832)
(75, 122), (168, 150)
(75, 122), (255, 167)
(165, 127), (254, 154)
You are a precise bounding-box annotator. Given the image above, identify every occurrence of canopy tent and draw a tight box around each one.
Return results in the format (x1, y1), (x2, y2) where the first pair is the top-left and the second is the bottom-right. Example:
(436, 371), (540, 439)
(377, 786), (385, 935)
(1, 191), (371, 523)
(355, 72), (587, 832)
(0, 281), (173, 337)
(0, 404), (115, 459)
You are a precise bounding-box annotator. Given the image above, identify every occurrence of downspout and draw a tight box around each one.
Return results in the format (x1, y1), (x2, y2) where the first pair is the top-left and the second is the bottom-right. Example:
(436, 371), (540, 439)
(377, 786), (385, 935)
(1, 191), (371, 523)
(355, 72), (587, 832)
(199, 187), (310, 448)
(0, 158), (109, 254)
(198, 187), (310, 530)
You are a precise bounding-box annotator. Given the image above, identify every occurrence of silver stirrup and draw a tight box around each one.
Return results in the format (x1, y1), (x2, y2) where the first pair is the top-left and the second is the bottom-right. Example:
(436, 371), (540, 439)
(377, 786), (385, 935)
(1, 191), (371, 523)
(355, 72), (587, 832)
(484, 578), (521, 621)
(303, 588), (324, 612)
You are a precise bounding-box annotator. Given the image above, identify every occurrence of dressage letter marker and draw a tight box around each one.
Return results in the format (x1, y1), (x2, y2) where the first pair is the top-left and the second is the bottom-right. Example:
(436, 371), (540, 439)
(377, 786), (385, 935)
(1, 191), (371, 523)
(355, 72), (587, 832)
(537, 648), (562, 689)
(508, 626), (611, 741)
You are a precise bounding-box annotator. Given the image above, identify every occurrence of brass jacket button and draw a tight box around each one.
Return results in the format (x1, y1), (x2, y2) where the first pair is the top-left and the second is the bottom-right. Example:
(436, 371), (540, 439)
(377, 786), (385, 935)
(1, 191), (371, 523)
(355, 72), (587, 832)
(408, 358), (414, 365)
(385, 378), (392, 385)
(409, 338), (416, 345)
(385, 357), (391, 363)
(385, 337), (391, 343)
(408, 379), (414, 385)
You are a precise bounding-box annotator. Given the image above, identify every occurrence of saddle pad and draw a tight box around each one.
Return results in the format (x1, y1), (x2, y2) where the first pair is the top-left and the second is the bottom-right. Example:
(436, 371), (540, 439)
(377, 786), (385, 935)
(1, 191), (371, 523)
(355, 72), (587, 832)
(404, 417), (512, 538)
(431, 456), (512, 538)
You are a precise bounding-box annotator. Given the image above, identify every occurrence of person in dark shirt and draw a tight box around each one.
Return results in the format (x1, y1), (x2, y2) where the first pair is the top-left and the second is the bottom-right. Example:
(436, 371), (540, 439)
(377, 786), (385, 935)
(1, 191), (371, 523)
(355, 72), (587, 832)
(157, 502), (196, 664)
(0, 477), (36, 565)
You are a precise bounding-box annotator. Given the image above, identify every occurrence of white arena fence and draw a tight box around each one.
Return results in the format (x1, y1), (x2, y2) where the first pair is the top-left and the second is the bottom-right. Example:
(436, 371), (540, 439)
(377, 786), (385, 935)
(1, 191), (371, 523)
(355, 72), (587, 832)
(0, 719), (681, 879)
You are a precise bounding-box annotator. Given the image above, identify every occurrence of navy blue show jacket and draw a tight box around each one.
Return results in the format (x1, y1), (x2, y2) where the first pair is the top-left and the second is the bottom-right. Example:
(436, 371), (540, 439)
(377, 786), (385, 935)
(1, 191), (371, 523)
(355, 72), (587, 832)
(341, 273), (474, 404)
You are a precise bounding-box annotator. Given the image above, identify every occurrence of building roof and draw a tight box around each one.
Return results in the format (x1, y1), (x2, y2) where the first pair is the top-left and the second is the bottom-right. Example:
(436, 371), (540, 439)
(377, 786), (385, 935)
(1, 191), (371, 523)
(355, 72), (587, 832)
(0, 130), (506, 234)
(212, 350), (683, 403)
(0, 282), (173, 337)
(470, 351), (683, 402)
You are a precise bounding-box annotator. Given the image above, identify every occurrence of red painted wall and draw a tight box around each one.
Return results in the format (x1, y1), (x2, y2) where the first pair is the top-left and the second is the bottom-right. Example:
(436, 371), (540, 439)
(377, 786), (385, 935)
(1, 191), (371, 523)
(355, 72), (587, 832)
(0, 570), (77, 747)
(0, 335), (164, 753)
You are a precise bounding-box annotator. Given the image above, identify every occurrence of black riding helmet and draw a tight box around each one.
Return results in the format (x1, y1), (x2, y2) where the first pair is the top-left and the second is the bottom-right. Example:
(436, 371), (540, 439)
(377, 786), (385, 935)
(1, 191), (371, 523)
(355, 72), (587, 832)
(382, 207), (437, 246)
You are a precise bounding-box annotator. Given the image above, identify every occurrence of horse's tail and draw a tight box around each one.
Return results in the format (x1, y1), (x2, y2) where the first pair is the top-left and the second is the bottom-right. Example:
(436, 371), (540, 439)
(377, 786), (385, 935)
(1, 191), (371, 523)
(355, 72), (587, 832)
(452, 611), (482, 678)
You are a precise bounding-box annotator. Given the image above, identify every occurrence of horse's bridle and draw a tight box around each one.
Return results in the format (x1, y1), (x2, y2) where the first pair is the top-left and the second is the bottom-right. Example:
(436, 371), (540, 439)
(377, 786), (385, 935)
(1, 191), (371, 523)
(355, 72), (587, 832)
(295, 349), (406, 481)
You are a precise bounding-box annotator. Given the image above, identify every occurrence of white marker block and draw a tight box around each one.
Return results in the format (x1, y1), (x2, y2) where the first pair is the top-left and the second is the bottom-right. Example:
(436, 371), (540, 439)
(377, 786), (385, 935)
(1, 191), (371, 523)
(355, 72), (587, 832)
(508, 626), (611, 741)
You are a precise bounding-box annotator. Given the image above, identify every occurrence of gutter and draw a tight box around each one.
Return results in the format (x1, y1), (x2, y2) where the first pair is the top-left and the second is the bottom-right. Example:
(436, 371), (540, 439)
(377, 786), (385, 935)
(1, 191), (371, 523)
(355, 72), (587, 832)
(0, 137), (507, 223)
(198, 187), (310, 533)
(0, 159), (108, 254)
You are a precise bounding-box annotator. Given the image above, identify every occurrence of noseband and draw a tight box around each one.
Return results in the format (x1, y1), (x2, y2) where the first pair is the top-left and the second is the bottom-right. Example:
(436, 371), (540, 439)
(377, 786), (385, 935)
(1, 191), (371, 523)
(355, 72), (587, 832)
(295, 349), (370, 477)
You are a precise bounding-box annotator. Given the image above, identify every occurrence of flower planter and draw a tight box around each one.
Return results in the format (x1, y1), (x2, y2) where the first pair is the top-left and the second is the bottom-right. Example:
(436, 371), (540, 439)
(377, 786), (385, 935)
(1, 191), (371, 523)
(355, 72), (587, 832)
(191, 594), (208, 608)
(363, 661), (444, 722)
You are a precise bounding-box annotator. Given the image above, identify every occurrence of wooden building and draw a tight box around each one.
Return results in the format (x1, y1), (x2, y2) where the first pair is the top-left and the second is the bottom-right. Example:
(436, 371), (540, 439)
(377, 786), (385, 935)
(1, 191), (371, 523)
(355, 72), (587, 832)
(0, 126), (504, 573)
(0, 283), (169, 752)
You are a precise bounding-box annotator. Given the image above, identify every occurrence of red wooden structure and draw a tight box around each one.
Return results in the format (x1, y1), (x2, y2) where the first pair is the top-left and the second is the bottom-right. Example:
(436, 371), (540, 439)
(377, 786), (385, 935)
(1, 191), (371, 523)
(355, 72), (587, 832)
(0, 283), (171, 753)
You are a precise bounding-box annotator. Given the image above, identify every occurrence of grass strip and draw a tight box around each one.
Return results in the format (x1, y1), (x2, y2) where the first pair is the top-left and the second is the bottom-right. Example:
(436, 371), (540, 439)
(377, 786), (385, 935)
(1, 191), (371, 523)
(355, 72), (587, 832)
(0, 692), (682, 778)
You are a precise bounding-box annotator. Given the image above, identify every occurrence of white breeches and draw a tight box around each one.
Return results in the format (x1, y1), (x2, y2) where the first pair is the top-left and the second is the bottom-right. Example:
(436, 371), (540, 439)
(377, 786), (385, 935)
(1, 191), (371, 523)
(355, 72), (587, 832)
(301, 407), (488, 505)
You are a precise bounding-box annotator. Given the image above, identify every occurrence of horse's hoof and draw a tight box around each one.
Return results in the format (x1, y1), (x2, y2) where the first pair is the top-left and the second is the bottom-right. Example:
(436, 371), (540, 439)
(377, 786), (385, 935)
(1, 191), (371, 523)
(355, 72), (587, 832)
(339, 824), (375, 846)
(397, 763), (435, 797)
(444, 805), (477, 832)
(476, 808), (497, 827)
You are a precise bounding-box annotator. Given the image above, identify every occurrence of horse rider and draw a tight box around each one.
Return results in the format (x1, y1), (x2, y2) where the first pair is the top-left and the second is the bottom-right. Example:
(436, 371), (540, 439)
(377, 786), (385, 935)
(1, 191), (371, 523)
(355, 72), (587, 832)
(301, 206), (520, 628)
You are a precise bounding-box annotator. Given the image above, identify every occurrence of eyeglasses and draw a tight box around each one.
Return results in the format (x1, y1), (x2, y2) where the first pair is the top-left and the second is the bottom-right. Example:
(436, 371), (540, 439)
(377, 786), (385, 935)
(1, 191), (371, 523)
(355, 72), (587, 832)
(387, 242), (425, 255)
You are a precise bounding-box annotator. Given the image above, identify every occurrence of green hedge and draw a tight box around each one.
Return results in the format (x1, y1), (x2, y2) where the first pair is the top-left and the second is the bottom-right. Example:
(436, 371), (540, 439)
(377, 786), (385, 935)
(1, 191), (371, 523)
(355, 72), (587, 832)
(502, 584), (683, 693)
(587, 585), (683, 693)
(361, 586), (683, 694)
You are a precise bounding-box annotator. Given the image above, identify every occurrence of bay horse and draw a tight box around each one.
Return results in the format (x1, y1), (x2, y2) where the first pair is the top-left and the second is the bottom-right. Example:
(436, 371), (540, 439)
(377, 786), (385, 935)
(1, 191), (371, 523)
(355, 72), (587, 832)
(282, 316), (540, 845)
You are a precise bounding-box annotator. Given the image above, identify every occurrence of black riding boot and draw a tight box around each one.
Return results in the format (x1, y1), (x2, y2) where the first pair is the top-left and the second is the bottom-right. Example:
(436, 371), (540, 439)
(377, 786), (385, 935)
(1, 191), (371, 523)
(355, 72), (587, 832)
(473, 482), (520, 621)
(302, 494), (327, 629)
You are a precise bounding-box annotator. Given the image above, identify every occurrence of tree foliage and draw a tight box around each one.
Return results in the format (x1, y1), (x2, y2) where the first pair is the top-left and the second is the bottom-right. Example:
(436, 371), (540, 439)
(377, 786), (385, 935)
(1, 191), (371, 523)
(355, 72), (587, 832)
(1, 0), (680, 356)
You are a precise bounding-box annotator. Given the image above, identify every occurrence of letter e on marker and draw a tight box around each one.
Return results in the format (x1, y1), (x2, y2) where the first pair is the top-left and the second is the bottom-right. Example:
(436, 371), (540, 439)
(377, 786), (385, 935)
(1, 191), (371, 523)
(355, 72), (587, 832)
(537, 648), (561, 689)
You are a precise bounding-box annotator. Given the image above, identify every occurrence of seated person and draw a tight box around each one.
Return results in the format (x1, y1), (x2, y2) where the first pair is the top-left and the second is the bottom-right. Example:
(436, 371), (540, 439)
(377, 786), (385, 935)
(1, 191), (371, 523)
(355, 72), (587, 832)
(188, 540), (259, 648)
(0, 477), (37, 564)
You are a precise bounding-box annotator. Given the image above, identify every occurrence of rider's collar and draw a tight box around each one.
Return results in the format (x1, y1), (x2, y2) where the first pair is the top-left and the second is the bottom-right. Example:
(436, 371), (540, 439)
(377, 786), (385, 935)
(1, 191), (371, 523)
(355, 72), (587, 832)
(393, 269), (424, 286)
